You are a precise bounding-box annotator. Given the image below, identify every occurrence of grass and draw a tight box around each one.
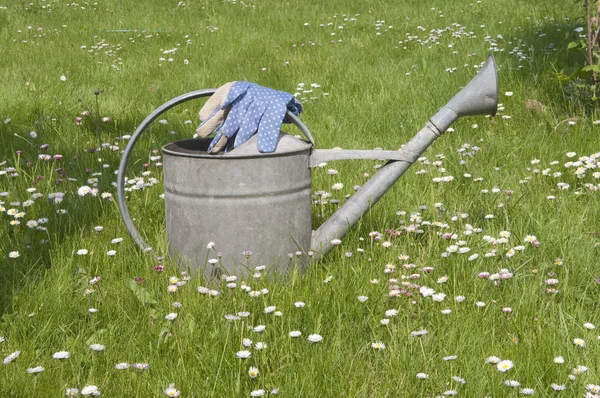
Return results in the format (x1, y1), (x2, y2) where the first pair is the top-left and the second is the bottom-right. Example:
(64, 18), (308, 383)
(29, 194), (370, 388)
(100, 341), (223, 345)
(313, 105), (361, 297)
(1, 0), (600, 396)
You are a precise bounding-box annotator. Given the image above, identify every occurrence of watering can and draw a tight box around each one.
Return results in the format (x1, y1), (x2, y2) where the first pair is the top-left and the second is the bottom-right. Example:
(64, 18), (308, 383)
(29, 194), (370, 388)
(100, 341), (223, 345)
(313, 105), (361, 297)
(117, 55), (498, 278)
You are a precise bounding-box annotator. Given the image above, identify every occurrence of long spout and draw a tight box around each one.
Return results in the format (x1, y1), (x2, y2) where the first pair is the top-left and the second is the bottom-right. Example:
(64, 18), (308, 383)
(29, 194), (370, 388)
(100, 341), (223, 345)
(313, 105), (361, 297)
(310, 55), (498, 259)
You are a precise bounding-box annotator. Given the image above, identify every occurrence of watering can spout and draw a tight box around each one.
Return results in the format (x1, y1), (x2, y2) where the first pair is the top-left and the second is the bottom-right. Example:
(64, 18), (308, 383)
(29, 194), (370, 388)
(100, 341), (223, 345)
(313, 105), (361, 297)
(310, 55), (498, 259)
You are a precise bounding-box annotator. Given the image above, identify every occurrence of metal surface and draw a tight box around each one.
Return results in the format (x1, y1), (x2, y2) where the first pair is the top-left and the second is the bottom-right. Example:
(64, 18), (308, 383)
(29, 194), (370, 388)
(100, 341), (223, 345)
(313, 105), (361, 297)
(309, 149), (413, 167)
(117, 55), (499, 277)
(163, 137), (312, 278)
(117, 89), (314, 254)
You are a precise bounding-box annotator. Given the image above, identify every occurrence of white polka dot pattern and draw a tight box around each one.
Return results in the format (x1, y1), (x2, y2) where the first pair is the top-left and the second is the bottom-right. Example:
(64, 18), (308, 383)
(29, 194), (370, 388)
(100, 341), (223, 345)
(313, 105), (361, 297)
(205, 82), (302, 153)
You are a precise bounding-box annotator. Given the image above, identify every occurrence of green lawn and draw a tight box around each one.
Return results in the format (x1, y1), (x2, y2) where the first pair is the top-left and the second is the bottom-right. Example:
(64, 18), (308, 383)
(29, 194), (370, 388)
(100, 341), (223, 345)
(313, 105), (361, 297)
(1, 0), (599, 396)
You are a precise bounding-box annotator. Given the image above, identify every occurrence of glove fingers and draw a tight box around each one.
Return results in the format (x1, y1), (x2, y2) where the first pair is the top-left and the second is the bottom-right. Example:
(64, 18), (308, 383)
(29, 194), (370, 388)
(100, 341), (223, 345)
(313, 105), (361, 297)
(221, 94), (253, 139)
(207, 130), (229, 154)
(256, 101), (286, 153)
(196, 109), (226, 138)
(222, 81), (253, 108)
(233, 101), (268, 148)
(199, 82), (236, 121)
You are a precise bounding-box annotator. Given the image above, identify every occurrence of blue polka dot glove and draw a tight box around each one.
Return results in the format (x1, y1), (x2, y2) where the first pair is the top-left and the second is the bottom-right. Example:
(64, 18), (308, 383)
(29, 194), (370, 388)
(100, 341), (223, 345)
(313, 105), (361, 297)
(196, 82), (303, 154)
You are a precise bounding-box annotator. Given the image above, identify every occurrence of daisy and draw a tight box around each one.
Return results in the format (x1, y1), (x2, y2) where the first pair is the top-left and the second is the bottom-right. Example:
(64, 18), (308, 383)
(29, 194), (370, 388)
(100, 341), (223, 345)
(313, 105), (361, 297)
(307, 334), (323, 343)
(264, 306), (276, 314)
(164, 384), (181, 397)
(27, 366), (44, 374)
(248, 366), (259, 378)
(520, 388), (534, 395)
(89, 344), (105, 352)
(289, 331), (302, 338)
(165, 313), (178, 321)
(53, 351), (70, 359)
(497, 360), (514, 372)
(3, 350), (20, 365)
(385, 309), (398, 317)
(81, 385), (100, 395)
(236, 350), (251, 359)
(371, 342), (386, 350)
(254, 342), (267, 350)
(574, 338), (586, 347)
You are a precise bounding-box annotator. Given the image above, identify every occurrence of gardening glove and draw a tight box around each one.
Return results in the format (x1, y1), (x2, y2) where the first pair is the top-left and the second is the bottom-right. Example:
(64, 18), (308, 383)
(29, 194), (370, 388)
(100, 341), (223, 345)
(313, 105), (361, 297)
(196, 81), (302, 154)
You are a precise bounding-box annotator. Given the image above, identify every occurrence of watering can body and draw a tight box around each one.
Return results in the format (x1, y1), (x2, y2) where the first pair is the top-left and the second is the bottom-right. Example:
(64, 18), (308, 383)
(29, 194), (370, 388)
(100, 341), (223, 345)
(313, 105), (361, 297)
(117, 55), (499, 280)
(162, 135), (314, 277)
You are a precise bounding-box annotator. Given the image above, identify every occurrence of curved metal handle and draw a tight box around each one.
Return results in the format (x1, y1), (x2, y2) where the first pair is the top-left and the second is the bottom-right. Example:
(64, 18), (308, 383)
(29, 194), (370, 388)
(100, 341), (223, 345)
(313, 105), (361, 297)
(117, 89), (315, 252)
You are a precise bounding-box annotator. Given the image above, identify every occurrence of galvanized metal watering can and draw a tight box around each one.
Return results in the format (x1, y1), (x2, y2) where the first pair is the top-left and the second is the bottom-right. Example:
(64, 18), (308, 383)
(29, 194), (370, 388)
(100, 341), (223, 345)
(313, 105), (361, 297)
(117, 55), (498, 278)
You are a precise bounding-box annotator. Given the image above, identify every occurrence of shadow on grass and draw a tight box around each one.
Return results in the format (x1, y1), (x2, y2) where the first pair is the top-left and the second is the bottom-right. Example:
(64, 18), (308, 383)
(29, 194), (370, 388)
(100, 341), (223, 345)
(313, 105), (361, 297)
(500, 18), (595, 115)
(0, 115), (169, 317)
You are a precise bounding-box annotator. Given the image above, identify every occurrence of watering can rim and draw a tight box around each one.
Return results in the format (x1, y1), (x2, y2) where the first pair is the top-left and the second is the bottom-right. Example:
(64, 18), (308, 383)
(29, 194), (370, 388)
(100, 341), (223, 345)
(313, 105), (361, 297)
(162, 135), (313, 160)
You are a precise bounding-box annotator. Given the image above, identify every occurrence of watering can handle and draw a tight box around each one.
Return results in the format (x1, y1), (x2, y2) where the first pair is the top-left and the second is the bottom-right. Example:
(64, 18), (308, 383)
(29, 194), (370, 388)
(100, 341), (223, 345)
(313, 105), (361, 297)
(117, 89), (315, 252)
